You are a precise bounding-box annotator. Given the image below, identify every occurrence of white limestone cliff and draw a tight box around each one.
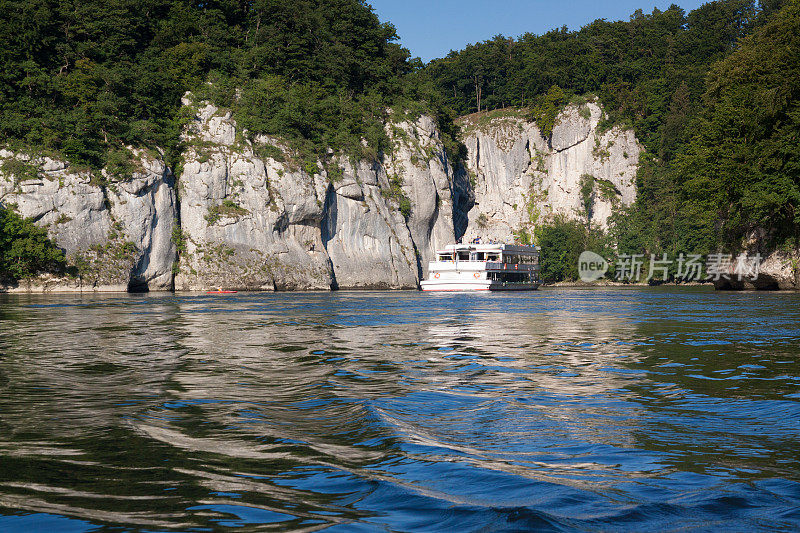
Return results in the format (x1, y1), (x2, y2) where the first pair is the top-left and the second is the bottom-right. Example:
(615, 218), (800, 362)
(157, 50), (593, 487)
(385, 115), (458, 272)
(173, 98), (458, 290)
(458, 101), (641, 242)
(1, 98), (650, 292)
(173, 102), (333, 291)
(0, 149), (176, 291)
(321, 158), (419, 289)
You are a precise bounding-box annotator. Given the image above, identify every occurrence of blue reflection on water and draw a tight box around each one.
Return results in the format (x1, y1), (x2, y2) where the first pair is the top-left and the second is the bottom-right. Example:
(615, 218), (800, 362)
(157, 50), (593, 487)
(0, 287), (798, 531)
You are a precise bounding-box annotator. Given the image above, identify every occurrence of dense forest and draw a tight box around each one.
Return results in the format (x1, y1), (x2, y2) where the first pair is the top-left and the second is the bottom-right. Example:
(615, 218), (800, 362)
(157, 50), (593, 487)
(0, 0), (452, 170)
(418, 0), (800, 278)
(1, 0), (798, 282)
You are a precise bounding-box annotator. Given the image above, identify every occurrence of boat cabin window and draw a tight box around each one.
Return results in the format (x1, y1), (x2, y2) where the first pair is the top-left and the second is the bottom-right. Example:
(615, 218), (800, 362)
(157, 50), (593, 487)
(438, 249), (533, 263)
(501, 254), (538, 264)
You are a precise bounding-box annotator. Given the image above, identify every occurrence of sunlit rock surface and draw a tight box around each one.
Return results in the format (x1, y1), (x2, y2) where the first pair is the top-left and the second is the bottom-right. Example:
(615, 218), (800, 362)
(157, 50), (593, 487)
(713, 247), (800, 291)
(174, 99), (458, 290)
(459, 102), (641, 242)
(0, 149), (176, 291)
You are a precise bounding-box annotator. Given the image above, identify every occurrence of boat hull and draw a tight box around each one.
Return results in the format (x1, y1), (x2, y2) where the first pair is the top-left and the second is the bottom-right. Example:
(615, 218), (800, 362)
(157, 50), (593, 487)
(420, 280), (539, 292)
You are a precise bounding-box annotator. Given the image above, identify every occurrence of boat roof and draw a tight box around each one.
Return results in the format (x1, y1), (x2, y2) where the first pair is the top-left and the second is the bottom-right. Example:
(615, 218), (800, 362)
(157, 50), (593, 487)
(438, 243), (538, 255)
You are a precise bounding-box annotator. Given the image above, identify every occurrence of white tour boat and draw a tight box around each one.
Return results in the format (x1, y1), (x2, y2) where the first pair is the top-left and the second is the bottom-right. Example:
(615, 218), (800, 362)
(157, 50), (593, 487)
(421, 243), (540, 291)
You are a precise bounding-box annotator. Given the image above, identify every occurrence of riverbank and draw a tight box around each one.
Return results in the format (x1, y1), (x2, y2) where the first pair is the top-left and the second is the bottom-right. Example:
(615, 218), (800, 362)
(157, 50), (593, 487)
(4, 278), (797, 293)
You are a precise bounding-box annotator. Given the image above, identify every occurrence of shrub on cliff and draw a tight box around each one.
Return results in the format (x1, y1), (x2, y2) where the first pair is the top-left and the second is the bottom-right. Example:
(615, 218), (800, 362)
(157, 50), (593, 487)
(0, 205), (66, 281)
(531, 86), (569, 140)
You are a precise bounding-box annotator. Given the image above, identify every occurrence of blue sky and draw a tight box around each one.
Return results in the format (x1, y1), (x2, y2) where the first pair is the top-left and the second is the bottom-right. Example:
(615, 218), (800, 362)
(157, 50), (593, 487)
(368, 0), (707, 62)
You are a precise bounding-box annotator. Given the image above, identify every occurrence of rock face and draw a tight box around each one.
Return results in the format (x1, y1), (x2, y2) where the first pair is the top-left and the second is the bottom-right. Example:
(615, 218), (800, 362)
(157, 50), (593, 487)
(713, 249), (800, 291)
(1, 98), (651, 292)
(458, 102), (641, 242)
(321, 158), (418, 289)
(0, 149), (176, 291)
(386, 115), (458, 272)
(755, 250), (800, 290)
(106, 156), (177, 290)
(173, 99), (458, 290)
(174, 103), (333, 291)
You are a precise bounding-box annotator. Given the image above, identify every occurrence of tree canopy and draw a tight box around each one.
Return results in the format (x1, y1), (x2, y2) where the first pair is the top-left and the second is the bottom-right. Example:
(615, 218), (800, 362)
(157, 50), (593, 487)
(0, 0), (433, 167)
(676, 0), (800, 250)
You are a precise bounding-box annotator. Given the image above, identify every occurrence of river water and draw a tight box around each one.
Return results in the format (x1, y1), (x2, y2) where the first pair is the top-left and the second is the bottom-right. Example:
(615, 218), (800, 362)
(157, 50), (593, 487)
(0, 287), (798, 531)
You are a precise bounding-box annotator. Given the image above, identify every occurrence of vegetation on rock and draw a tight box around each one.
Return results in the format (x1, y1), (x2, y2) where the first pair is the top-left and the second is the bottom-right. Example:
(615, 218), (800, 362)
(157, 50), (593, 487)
(0, 205), (66, 281)
(205, 200), (249, 225)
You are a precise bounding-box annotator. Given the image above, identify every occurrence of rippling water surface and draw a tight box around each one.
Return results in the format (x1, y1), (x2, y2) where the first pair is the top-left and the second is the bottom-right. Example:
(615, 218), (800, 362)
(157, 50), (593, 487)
(1, 287), (799, 531)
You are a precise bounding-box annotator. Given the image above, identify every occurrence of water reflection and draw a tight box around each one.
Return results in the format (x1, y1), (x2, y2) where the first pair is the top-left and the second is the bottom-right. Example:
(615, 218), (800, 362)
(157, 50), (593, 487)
(0, 288), (799, 531)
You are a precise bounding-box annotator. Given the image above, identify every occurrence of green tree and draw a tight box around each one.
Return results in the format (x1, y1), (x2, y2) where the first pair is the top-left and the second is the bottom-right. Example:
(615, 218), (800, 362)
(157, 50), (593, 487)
(534, 215), (611, 282)
(0, 0), (437, 168)
(677, 0), (800, 249)
(532, 85), (568, 139)
(0, 205), (66, 281)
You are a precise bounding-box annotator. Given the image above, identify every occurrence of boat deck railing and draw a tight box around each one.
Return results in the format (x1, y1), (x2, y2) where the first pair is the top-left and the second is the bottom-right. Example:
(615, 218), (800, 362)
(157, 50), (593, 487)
(428, 260), (538, 272)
